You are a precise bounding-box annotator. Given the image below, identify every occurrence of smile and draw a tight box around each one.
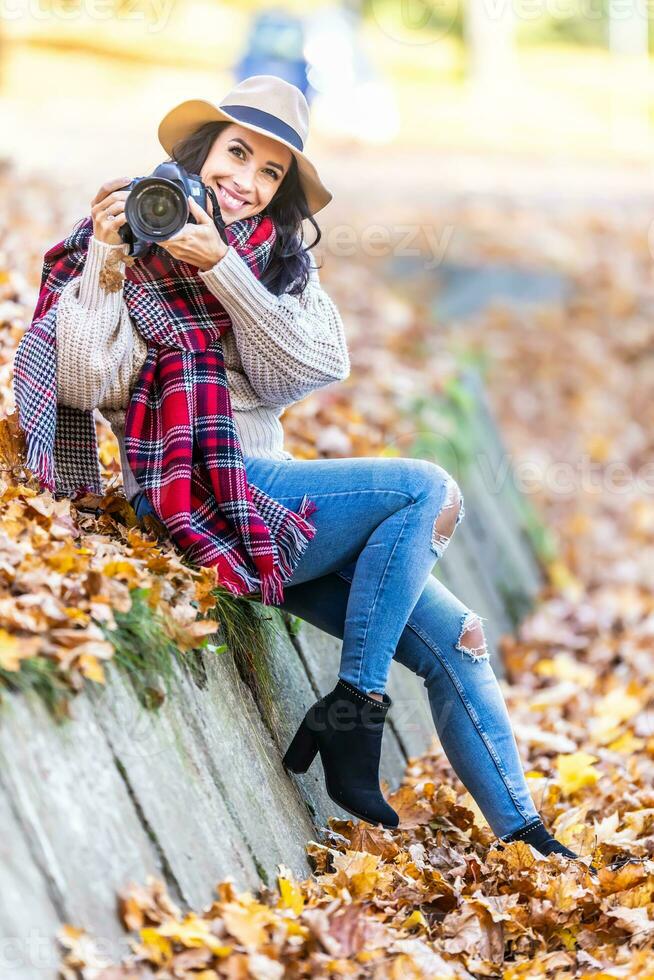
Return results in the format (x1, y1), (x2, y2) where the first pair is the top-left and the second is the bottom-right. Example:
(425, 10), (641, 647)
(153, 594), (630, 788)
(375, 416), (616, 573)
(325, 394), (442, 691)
(218, 184), (248, 210)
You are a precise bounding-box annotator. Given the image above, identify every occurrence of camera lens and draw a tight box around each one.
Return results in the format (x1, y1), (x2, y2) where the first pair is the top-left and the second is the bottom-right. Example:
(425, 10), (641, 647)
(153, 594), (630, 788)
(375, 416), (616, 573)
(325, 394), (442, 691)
(138, 187), (179, 228)
(126, 179), (187, 240)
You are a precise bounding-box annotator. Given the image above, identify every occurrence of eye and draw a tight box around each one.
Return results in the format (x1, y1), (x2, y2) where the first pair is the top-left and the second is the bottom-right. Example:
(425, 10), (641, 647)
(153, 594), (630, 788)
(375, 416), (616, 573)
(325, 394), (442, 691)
(229, 145), (279, 181)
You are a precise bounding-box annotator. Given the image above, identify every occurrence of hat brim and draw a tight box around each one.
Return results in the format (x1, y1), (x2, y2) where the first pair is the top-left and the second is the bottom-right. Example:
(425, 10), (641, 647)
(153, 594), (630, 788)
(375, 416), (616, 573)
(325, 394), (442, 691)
(158, 99), (332, 217)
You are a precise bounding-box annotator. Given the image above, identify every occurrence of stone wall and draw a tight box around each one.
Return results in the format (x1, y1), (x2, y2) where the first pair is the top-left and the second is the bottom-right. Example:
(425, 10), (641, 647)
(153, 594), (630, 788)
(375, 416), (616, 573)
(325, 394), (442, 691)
(0, 370), (547, 978)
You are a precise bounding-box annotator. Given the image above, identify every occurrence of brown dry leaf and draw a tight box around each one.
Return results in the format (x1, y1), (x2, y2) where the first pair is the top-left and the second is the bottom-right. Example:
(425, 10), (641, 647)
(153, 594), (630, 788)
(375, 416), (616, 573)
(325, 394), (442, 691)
(221, 897), (276, 949)
(12, 178), (654, 979)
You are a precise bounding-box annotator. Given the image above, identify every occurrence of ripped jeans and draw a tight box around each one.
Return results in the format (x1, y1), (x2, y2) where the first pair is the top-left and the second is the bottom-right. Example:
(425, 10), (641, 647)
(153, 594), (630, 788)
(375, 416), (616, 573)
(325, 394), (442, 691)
(133, 454), (540, 836)
(248, 454), (540, 837)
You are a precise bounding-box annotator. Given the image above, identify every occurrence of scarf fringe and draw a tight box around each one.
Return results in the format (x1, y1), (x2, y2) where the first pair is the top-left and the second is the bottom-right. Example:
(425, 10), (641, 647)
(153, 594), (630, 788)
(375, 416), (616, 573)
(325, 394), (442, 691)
(25, 435), (56, 493)
(214, 493), (319, 606)
(217, 559), (261, 599)
(299, 493), (319, 521)
(273, 493), (318, 580)
(259, 493), (319, 605)
(216, 559), (285, 608)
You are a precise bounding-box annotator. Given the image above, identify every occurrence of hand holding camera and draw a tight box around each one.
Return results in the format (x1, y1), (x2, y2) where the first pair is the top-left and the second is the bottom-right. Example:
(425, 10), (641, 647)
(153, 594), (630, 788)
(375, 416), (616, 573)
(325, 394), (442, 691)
(158, 194), (229, 271)
(89, 162), (230, 270)
(91, 177), (131, 246)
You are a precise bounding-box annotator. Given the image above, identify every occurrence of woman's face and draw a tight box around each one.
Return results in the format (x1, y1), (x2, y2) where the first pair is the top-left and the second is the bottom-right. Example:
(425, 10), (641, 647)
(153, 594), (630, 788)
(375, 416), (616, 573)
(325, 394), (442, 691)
(201, 123), (293, 225)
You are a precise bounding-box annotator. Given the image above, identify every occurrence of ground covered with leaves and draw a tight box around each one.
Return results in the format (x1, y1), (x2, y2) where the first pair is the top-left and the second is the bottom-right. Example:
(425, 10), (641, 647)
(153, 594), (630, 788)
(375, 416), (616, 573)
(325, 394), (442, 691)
(0, 162), (453, 711)
(4, 162), (654, 976)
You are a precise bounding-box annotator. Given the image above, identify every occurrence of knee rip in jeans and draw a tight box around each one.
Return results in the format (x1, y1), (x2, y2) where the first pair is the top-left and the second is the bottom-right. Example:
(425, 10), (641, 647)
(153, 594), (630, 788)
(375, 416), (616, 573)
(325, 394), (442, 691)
(456, 610), (490, 663)
(431, 476), (465, 559)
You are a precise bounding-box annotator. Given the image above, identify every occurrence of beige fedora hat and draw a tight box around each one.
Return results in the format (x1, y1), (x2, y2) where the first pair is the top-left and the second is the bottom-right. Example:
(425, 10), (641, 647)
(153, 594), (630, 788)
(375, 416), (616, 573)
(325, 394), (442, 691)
(158, 74), (332, 216)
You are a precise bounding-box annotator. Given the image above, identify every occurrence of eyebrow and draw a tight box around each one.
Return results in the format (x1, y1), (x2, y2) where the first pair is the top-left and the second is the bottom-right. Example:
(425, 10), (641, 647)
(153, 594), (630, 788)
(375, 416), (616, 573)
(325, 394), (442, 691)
(229, 137), (286, 174)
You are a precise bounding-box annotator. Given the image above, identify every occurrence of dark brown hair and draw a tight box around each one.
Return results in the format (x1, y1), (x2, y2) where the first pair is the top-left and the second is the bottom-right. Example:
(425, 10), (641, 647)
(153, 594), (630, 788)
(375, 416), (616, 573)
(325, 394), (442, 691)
(169, 120), (323, 297)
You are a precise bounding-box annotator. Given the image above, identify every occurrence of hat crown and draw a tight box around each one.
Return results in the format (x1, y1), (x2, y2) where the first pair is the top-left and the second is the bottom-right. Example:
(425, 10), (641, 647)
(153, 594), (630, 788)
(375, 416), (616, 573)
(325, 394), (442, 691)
(218, 74), (309, 144)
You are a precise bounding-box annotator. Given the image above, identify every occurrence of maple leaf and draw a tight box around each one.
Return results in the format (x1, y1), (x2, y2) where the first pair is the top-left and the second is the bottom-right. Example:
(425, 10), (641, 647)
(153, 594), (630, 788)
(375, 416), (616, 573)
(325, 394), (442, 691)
(556, 751), (600, 796)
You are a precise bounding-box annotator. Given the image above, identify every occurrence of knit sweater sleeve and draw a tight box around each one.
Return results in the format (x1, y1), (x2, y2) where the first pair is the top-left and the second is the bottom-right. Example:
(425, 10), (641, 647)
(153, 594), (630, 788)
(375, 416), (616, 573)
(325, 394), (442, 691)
(197, 245), (350, 406)
(54, 235), (147, 413)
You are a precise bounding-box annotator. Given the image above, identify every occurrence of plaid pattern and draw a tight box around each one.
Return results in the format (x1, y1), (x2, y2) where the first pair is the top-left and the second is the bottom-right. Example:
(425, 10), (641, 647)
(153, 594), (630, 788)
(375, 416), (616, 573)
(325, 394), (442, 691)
(13, 215), (318, 605)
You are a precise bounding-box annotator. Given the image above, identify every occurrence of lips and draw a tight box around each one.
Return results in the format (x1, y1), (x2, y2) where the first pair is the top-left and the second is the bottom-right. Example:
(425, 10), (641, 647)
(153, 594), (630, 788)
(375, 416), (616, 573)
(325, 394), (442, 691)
(218, 184), (249, 208)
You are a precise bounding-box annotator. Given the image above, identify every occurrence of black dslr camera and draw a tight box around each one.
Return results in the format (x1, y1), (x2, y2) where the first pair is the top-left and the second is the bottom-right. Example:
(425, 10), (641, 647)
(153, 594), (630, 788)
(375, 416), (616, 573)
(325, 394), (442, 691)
(118, 161), (228, 258)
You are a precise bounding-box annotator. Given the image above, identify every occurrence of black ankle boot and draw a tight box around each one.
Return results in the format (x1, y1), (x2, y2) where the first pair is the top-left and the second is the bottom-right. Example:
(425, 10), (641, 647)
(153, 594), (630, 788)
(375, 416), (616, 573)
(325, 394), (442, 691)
(500, 818), (598, 874)
(282, 678), (399, 829)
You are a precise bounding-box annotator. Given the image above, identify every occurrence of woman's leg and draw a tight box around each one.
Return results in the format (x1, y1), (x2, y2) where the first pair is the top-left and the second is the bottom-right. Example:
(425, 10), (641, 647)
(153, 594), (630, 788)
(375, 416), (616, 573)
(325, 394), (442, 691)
(242, 455), (464, 698)
(278, 562), (540, 838)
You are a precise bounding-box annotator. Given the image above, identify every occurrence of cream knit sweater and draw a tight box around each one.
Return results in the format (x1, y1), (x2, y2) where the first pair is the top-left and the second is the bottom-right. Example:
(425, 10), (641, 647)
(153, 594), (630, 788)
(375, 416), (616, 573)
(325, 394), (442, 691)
(54, 235), (350, 500)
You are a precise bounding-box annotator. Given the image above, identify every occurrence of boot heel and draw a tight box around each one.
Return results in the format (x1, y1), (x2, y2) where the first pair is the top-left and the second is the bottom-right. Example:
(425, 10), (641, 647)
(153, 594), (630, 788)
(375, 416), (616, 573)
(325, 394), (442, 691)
(283, 717), (318, 773)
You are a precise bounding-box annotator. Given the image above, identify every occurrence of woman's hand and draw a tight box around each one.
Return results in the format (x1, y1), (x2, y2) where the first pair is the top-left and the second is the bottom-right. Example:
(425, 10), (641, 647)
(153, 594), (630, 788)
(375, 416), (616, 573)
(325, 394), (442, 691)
(159, 196), (228, 272)
(91, 177), (131, 246)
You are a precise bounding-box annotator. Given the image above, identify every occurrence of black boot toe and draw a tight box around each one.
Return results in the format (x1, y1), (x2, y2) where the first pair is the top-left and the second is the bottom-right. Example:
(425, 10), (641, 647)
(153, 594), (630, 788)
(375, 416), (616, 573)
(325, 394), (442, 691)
(283, 678), (399, 829)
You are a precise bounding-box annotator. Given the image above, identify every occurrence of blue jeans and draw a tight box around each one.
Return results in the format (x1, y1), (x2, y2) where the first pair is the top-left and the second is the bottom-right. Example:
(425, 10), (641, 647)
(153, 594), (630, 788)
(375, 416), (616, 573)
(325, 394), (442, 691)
(132, 455), (541, 837)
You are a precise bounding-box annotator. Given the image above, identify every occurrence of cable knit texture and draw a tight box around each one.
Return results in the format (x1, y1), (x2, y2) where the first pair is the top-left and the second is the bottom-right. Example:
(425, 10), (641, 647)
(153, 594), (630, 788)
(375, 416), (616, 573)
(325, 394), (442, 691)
(55, 234), (350, 501)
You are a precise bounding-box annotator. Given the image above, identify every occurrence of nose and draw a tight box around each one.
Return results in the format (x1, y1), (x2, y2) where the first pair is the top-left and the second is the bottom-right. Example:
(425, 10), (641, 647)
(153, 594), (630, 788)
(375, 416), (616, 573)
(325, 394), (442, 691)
(231, 163), (256, 196)
(233, 181), (251, 199)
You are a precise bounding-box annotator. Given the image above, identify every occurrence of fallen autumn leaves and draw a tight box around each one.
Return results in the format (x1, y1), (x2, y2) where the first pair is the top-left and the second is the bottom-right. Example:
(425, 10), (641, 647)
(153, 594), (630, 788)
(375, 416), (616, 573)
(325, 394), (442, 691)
(0, 165), (452, 712)
(5, 164), (654, 976)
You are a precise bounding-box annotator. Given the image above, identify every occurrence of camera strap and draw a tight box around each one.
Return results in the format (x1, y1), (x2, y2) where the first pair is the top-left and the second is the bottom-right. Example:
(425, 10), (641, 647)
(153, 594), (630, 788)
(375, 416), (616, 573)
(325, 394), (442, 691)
(205, 185), (229, 245)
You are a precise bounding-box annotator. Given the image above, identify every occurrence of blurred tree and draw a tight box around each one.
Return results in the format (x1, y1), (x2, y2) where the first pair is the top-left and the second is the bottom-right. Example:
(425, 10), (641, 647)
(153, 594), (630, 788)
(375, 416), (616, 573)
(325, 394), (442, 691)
(465, 0), (516, 86)
(608, 0), (648, 55)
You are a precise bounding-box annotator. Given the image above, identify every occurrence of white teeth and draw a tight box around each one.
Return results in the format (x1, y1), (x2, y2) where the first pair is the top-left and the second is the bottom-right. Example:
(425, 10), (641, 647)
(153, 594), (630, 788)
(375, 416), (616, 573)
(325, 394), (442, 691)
(220, 186), (243, 207)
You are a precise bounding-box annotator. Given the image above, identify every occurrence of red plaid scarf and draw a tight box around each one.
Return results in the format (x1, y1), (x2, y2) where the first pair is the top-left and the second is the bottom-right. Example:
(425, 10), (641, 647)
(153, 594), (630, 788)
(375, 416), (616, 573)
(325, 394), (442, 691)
(14, 215), (318, 605)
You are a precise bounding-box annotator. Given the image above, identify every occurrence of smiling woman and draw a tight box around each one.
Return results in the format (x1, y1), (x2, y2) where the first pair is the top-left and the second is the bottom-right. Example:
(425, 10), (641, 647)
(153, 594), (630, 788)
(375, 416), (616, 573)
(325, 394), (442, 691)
(14, 75), (590, 864)
(152, 122), (296, 275)
(204, 129), (292, 214)
(163, 118), (319, 298)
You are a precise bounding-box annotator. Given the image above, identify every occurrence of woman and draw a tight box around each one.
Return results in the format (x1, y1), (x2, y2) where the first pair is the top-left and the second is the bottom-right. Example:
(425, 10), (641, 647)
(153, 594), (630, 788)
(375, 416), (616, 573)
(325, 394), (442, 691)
(42, 75), (581, 860)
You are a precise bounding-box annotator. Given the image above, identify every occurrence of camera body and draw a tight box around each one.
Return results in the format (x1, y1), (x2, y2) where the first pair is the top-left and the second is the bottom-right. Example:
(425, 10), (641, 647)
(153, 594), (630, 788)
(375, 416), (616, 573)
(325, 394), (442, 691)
(118, 161), (227, 258)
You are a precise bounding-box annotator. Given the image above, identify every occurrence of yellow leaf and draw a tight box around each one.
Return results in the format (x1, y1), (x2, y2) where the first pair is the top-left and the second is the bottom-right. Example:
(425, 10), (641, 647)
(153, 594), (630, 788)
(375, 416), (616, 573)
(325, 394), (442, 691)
(78, 654), (106, 684)
(557, 927), (578, 951)
(0, 413), (26, 471)
(331, 850), (381, 899)
(139, 927), (173, 966)
(194, 566), (221, 615)
(556, 752), (599, 796)
(0, 629), (38, 671)
(535, 653), (594, 687)
(64, 607), (91, 624)
(102, 560), (141, 586)
(0, 631), (22, 671)
(47, 541), (92, 574)
(58, 923), (85, 943)
(277, 874), (304, 915)
(599, 685), (644, 721)
(585, 433), (612, 462)
(222, 899), (276, 948)
(98, 439), (120, 468)
(158, 914), (233, 956)
(545, 560), (584, 599)
(607, 731), (644, 754)
(404, 909), (428, 930)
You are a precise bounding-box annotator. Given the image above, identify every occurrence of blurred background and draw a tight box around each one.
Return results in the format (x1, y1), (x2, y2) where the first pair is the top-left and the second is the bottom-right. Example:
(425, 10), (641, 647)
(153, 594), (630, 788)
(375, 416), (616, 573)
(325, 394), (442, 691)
(3, 0), (654, 201)
(2, 0), (654, 551)
(4, 0), (654, 544)
(4, 5), (654, 939)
